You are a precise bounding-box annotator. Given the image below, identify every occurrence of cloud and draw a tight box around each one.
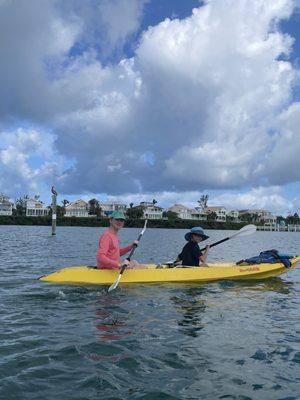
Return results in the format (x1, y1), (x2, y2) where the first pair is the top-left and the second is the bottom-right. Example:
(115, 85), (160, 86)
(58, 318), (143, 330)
(210, 186), (296, 215)
(0, 128), (62, 196)
(0, 0), (299, 207)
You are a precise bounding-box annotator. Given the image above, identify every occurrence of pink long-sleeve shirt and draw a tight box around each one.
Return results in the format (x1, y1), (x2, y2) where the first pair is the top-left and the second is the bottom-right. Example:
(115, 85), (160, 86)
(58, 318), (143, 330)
(96, 228), (132, 269)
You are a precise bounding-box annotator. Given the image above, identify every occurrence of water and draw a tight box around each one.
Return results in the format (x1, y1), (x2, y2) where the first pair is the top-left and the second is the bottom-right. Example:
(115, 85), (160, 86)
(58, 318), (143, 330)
(0, 225), (299, 400)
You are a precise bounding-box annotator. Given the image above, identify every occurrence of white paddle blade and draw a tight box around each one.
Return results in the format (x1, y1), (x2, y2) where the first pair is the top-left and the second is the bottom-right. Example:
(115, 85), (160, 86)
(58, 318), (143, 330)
(141, 220), (148, 235)
(108, 274), (121, 292)
(231, 224), (256, 239)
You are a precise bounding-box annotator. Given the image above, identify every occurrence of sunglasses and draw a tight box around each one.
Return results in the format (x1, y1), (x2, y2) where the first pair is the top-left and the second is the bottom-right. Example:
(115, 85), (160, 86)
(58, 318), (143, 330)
(115, 218), (125, 222)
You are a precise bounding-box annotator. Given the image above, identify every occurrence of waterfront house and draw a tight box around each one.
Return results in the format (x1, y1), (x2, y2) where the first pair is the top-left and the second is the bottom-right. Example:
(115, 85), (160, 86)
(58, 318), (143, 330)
(0, 193), (13, 216)
(135, 202), (163, 219)
(99, 202), (127, 218)
(65, 200), (89, 217)
(205, 206), (227, 222)
(226, 209), (240, 222)
(239, 209), (276, 224)
(168, 204), (207, 220)
(26, 198), (49, 217)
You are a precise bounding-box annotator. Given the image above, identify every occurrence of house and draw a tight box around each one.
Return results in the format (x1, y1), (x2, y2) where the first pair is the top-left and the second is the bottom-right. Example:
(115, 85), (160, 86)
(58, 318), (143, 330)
(0, 193), (13, 216)
(99, 202), (127, 218)
(136, 202), (163, 219)
(65, 200), (89, 217)
(258, 210), (276, 224)
(168, 204), (207, 220)
(26, 198), (49, 217)
(205, 206), (227, 222)
(225, 209), (239, 222)
(239, 209), (276, 224)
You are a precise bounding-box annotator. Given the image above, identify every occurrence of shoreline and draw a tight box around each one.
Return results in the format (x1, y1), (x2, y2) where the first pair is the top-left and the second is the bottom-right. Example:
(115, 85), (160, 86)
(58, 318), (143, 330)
(0, 215), (247, 230)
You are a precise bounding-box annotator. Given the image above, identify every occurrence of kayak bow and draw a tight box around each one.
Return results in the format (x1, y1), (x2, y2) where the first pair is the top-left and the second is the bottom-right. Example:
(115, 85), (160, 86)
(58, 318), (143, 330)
(40, 256), (300, 285)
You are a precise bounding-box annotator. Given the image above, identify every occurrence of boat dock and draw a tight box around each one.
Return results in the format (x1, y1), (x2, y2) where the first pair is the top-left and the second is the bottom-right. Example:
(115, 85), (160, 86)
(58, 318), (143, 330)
(256, 224), (300, 232)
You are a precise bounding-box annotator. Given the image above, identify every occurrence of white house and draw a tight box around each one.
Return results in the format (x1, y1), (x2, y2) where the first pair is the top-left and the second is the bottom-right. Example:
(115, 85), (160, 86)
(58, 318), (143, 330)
(205, 206), (227, 222)
(0, 193), (13, 216)
(65, 200), (89, 217)
(137, 202), (163, 219)
(99, 202), (127, 218)
(168, 204), (207, 220)
(226, 209), (240, 222)
(26, 199), (49, 217)
(239, 209), (276, 224)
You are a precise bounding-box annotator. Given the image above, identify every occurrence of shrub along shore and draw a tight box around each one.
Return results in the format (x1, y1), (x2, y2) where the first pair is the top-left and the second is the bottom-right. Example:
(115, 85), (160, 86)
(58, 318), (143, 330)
(0, 215), (247, 230)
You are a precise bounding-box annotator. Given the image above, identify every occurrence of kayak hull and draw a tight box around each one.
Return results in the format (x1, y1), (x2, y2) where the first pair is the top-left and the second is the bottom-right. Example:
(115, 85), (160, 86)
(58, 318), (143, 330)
(39, 256), (300, 285)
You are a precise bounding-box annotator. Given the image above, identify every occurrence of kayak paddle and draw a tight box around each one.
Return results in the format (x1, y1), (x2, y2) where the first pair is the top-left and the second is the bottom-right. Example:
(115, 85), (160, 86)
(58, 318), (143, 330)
(200, 224), (256, 252)
(108, 219), (148, 292)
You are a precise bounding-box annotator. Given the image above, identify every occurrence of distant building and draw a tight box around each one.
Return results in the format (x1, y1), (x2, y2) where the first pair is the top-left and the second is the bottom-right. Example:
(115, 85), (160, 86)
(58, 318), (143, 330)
(99, 202), (127, 218)
(225, 209), (239, 222)
(65, 200), (89, 217)
(135, 202), (163, 219)
(205, 206), (227, 222)
(26, 198), (49, 217)
(0, 193), (13, 216)
(168, 204), (207, 220)
(239, 209), (276, 224)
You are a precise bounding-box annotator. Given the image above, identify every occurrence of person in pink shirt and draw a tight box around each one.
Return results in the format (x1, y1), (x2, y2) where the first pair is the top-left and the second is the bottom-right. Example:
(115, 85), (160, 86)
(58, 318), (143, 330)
(96, 210), (140, 269)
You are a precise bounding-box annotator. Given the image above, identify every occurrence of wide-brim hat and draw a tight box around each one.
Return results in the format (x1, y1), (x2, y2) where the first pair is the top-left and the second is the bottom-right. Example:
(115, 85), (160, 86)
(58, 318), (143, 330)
(185, 226), (209, 241)
(109, 210), (126, 220)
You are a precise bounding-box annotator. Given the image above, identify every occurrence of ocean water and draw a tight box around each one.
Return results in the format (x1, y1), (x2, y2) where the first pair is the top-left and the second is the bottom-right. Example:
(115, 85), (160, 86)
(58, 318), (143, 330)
(0, 225), (299, 400)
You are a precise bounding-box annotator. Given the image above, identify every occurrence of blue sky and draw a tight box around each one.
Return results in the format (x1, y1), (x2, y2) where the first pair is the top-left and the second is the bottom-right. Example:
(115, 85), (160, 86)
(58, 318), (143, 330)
(0, 0), (300, 215)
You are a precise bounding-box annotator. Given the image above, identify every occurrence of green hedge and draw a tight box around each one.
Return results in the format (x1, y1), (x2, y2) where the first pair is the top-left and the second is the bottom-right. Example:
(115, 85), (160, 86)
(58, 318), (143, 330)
(0, 215), (248, 230)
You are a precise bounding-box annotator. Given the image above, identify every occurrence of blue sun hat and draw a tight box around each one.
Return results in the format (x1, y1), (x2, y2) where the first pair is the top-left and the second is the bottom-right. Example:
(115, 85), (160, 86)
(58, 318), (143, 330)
(185, 226), (209, 241)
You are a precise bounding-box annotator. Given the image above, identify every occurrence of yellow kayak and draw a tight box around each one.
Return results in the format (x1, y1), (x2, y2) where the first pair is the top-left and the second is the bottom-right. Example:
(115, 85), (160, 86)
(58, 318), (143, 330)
(40, 256), (300, 285)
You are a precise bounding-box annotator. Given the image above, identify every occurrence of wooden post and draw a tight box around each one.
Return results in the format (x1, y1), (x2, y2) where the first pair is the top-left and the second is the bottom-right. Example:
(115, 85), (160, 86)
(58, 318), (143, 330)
(52, 193), (57, 236)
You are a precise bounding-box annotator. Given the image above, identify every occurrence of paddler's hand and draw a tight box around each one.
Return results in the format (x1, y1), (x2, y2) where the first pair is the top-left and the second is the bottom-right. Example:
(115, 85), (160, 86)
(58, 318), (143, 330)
(120, 259), (130, 268)
(204, 245), (210, 254)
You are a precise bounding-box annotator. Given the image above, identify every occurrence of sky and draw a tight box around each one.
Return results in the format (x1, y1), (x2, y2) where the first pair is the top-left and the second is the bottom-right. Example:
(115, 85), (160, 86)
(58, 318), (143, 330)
(0, 0), (300, 216)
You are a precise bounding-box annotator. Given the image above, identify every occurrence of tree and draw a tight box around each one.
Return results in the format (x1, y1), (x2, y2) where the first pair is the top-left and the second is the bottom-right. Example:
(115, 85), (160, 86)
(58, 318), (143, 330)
(56, 205), (65, 218)
(126, 207), (144, 219)
(286, 213), (300, 225)
(88, 198), (101, 217)
(165, 210), (178, 220)
(152, 199), (157, 205)
(61, 199), (69, 216)
(129, 202), (134, 208)
(62, 199), (69, 208)
(276, 215), (285, 225)
(14, 195), (29, 216)
(207, 211), (217, 221)
(240, 213), (253, 223)
(197, 194), (209, 211)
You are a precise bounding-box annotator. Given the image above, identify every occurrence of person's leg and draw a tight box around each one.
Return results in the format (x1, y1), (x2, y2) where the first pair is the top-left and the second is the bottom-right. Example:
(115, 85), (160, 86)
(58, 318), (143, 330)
(128, 260), (145, 269)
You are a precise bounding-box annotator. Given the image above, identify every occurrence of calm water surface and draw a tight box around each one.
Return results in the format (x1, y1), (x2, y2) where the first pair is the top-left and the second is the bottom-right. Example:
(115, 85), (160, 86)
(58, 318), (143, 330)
(0, 225), (299, 399)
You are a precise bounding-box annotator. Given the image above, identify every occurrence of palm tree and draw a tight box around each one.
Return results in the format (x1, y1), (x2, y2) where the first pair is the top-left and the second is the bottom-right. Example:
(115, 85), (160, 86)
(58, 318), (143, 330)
(129, 202), (134, 208)
(152, 199), (157, 205)
(62, 199), (69, 208)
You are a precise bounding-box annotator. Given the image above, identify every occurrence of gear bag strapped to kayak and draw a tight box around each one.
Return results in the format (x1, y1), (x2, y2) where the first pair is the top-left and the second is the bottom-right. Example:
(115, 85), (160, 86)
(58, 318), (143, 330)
(236, 249), (293, 268)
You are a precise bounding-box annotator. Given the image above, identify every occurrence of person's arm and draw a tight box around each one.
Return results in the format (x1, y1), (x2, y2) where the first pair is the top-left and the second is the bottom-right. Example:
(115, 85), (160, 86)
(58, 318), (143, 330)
(120, 240), (139, 256)
(199, 245), (210, 266)
(97, 236), (120, 269)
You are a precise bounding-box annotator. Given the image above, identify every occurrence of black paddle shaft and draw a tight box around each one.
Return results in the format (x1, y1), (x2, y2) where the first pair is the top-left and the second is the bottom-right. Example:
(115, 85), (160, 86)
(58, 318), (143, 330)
(200, 237), (229, 252)
(119, 231), (144, 275)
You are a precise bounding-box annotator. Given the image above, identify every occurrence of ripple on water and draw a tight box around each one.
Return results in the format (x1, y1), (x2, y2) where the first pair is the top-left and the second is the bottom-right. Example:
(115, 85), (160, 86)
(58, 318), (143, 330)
(1, 226), (300, 399)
